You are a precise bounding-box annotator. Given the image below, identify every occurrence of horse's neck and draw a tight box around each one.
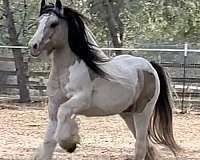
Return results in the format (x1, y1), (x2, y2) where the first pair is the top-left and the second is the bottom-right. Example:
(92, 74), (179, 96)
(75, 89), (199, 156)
(49, 27), (108, 78)
(50, 47), (76, 77)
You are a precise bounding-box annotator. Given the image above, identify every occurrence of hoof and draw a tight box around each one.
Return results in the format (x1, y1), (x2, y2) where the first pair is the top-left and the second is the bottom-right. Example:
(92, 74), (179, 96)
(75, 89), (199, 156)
(67, 143), (77, 153)
(59, 140), (77, 153)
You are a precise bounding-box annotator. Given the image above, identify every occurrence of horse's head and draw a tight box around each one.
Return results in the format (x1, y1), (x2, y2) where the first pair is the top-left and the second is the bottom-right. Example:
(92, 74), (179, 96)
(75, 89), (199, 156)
(29, 0), (108, 77)
(29, 0), (68, 57)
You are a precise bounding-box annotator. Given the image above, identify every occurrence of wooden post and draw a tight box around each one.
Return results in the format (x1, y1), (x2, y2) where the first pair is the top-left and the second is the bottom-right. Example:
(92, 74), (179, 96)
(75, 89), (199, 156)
(13, 49), (30, 102)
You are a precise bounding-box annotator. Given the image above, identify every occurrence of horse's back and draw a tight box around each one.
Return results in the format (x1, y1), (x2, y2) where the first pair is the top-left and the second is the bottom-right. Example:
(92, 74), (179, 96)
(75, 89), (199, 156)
(102, 55), (155, 83)
(109, 54), (153, 72)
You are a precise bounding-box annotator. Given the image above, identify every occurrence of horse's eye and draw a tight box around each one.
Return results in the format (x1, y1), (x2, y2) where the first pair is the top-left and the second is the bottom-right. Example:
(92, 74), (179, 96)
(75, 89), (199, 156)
(50, 22), (58, 28)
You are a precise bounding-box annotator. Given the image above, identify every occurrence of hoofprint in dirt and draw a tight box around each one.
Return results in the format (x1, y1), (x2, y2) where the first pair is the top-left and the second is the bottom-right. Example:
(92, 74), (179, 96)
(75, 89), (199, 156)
(0, 102), (199, 160)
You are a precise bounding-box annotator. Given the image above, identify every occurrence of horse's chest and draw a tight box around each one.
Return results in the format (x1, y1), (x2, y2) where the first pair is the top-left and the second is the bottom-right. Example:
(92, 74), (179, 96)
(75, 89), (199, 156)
(47, 73), (68, 97)
(47, 61), (92, 98)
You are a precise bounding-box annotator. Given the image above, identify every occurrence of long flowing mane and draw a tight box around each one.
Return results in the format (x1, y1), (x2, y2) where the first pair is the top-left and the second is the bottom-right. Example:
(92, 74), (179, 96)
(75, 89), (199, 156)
(40, 4), (109, 78)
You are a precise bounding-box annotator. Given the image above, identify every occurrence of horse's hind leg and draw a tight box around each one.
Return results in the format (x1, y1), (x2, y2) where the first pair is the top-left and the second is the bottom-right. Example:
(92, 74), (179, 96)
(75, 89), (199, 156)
(127, 70), (159, 160)
(120, 112), (136, 136)
(133, 109), (150, 160)
(134, 103), (159, 160)
(121, 108), (158, 160)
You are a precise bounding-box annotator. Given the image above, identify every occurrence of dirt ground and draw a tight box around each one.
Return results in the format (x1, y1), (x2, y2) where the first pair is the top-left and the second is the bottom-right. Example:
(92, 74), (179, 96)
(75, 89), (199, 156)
(0, 102), (200, 160)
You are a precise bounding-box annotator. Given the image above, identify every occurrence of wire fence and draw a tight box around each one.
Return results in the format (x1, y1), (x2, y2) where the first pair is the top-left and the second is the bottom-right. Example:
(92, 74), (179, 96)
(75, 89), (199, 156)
(0, 44), (200, 112)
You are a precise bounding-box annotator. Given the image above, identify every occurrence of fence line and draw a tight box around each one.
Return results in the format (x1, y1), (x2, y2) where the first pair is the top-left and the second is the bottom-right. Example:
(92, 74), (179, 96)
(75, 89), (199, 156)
(1, 45), (200, 53)
(102, 47), (200, 53)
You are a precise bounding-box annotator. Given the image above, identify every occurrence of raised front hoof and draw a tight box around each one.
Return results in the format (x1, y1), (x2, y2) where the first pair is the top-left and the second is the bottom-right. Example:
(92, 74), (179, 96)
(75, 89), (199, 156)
(67, 143), (77, 153)
(59, 141), (77, 153)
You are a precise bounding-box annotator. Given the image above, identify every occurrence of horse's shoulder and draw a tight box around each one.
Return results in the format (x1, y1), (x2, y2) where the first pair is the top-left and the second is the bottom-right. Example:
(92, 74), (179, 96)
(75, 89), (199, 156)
(68, 60), (92, 85)
(65, 60), (93, 97)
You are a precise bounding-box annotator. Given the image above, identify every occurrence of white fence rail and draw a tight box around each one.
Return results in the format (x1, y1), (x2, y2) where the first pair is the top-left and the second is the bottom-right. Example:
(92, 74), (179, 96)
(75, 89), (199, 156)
(1, 44), (200, 53)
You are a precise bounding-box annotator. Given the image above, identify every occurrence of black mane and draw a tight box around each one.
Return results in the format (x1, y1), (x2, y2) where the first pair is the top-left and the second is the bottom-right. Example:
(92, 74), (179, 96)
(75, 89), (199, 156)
(40, 4), (109, 78)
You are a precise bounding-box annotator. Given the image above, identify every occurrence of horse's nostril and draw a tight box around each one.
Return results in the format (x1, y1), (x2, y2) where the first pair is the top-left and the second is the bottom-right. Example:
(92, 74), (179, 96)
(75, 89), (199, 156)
(33, 43), (38, 49)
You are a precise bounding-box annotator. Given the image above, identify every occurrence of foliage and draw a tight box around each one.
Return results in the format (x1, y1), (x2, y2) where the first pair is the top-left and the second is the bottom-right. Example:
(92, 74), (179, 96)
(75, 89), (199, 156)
(130, 0), (200, 44)
(1, 0), (200, 47)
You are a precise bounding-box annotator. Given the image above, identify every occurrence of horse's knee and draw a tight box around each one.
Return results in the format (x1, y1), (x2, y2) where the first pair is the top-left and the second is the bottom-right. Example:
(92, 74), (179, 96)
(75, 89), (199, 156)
(57, 105), (72, 122)
(55, 119), (78, 139)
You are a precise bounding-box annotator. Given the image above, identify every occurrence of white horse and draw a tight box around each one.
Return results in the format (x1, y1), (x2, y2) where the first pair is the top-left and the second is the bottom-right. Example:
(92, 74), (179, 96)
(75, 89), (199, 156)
(29, 0), (180, 160)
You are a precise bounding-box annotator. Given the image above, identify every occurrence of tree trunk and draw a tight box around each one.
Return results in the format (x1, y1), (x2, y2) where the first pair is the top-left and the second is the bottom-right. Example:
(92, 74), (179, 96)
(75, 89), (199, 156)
(101, 0), (124, 55)
(3, 0), (30, 102)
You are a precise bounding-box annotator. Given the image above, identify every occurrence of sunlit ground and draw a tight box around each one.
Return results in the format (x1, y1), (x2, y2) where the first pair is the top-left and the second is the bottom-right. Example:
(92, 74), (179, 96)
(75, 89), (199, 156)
(0, 102), (199, 160)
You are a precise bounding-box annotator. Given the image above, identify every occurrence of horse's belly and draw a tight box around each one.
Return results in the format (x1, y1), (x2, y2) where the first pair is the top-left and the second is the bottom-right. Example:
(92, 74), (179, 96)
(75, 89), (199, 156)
(81, 79), (134, 116)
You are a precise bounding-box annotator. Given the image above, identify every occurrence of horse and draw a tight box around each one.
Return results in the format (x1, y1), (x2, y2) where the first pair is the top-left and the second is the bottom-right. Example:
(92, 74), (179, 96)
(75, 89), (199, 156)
(28, 0), (180, 160)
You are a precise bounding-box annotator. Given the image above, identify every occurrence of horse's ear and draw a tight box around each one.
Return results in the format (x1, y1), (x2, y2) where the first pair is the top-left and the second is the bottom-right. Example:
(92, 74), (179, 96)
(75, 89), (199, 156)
(55, 0), (62, 10)
(40, 0), (46, 14)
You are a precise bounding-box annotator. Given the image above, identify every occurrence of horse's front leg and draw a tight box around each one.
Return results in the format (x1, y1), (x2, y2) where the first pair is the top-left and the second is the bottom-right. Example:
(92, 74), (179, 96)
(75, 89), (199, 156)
(34, 97), (59, 160)
(54, 94), (88, 153)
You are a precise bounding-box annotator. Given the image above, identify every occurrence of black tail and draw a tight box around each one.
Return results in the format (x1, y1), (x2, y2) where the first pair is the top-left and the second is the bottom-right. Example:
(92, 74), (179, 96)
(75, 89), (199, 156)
(149, 61), (180, 155)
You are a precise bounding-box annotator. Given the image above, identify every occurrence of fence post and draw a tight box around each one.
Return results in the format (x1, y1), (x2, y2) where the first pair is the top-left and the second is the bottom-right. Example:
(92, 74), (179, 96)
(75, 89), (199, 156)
(181, 43), (188, 113)
(24, 57), (29, 90)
